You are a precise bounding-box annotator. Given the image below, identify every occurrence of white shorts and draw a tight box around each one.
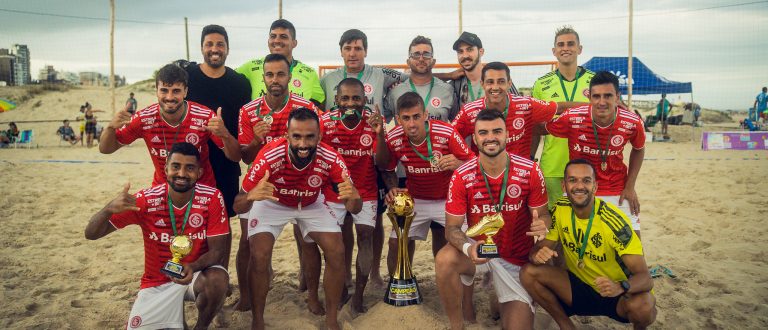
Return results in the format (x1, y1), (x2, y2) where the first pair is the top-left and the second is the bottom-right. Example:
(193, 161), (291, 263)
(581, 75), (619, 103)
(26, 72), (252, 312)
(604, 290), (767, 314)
(388, 198), (445, 240)
(125, 266), (228, 330)
(325, 200), (378, 227)
(460, 257), (534, 313)
(600, 195), (640, 230)
(245, 198), (340, 242)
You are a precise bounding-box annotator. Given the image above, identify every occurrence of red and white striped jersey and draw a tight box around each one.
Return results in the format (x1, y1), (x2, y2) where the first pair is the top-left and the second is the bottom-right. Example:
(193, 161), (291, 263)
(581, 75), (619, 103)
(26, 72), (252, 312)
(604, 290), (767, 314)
(238, 94), (322, 146)
(320, 109), (378, 202)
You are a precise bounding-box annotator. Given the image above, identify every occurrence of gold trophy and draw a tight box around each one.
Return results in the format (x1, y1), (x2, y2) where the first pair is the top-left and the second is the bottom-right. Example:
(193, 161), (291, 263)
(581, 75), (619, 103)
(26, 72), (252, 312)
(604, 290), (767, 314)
(160, 235), (193, 278)
(466, 213), (505, 258)
(384, 192), (422, 306)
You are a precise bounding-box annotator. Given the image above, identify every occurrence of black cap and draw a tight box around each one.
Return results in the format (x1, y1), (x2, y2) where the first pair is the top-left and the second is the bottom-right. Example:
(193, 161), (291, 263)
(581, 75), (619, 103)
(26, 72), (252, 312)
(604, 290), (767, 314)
(453, 31), (482, 51)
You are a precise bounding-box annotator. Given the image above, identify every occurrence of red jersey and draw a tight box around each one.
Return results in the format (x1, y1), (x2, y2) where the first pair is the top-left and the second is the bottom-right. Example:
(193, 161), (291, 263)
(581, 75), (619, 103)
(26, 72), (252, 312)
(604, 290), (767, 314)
(242, 138), (349, 208)
(320, 109), (378, 202)
(238, 94), (321, 146)
(545, 105), (646, 196)
(384, 120), (473, 200)
(445, 154), (548, 266)
(452, 93), (557, 158)
(110, 183), (229, 289)
(116, 101), (224, 187)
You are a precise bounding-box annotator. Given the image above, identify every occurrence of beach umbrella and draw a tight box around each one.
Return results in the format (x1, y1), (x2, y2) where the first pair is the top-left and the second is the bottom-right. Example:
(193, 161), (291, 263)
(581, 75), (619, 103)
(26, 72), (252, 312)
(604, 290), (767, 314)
(0, 98), (17, 112)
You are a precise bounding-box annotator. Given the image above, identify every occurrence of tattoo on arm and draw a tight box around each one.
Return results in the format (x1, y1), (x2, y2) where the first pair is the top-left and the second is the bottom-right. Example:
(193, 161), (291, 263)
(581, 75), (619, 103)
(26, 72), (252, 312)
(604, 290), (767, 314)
(381, 171), (398, 191)
(446, 224), (469, 250)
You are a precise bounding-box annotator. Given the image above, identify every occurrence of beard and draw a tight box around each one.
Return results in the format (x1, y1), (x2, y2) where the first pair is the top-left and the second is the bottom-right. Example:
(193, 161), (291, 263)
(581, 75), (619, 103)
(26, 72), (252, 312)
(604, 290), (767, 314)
(478, 141), (504, 158)
(204, 51), (227, 68)
(461, 56), (480, 71)
(168, 177), (195, 193)
(567, 189), (594, 209)
(289, 145), (316, 168)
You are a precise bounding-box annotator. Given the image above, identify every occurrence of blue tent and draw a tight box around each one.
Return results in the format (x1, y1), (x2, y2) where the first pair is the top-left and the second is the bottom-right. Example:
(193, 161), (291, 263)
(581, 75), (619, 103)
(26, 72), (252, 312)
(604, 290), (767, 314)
(582, 57), (692, 95)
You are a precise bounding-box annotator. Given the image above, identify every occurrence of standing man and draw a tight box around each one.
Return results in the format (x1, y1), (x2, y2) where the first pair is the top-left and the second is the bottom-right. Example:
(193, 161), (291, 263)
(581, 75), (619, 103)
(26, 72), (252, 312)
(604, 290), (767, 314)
(545, 71), (645, 236)
(100, 63), (241, 188)
(754, 87), (767, 122)
(384, 35), (455, 123)
(237, 19), (325, 106)
(452, 62), (582, 158)
(521, 159), (656, 329)
(320, 78), (380, 313)
(234, 108), (362, 330)
(375, 92), (473, 277)
(320, 29), (406, 112)
(85, 142), (230, 330)
(126, 92), (138, 115)
(656, 93), (674, 137)
(532, 26), (595, 208)
(437, 109), (550, 330)
(449, 31), (519, 116)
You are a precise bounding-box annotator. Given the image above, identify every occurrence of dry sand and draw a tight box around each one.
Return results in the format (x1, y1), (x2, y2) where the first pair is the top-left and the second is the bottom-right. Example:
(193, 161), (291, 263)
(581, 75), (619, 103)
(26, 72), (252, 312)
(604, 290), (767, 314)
(1, 86), (767, 329)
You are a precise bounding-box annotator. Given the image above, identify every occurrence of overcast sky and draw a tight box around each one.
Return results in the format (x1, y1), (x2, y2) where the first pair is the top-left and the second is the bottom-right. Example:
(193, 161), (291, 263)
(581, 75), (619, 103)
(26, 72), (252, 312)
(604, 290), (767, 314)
(1, 0), (766, 110)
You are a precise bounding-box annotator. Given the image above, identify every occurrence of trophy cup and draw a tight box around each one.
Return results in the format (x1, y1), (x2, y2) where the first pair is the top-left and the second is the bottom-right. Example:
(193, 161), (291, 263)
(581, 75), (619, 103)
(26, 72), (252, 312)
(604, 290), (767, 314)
(384, 192), (422, 306)
(160, 235), (193, 278)
(465, 213), (505, 258)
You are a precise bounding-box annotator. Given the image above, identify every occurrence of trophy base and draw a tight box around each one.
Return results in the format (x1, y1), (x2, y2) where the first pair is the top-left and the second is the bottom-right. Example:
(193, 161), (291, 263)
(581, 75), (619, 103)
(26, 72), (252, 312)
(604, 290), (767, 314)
(477, 244), (500, 258)
(384, 278), (422, 306)
(160, 261), (185, 279)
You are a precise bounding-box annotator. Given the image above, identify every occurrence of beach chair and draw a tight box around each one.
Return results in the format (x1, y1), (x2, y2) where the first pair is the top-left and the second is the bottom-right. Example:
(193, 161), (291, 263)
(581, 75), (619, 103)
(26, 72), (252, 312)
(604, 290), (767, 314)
(14, 129), (33, 149)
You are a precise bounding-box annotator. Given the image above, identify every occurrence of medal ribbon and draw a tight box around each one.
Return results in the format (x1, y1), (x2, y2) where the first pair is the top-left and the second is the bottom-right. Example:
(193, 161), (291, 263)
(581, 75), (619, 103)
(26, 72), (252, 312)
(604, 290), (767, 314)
(329, 105), (364, 121)
(260, 94), (290, 120)
(167, 186), (195, 237)
(591, 107), (616, 170)
(343, 65), (365, 80)
(479, 157), (510, 213)
(556, 68), (583, 102)
(570, 205), (596, 265)
(467, 79), (483, 102)
(409, 77), (435, 109)
(409, 121), (434, 162)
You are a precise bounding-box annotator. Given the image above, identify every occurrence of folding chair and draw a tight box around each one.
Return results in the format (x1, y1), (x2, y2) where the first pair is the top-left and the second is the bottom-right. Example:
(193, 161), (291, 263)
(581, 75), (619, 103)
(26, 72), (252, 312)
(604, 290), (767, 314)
(14, 129), (33, 149)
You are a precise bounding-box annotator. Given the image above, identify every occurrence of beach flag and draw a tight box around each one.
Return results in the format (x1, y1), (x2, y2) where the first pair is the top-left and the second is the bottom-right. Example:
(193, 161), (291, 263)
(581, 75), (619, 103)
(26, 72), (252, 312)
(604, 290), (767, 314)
(0, 98), (17, 112)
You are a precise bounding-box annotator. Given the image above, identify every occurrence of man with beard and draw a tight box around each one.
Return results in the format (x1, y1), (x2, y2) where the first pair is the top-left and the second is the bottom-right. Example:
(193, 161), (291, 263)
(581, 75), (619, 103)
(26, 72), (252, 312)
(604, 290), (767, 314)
(234, 107), (362, 330)
(320, 78), (382, 313)
(85, 142), (230, 330)
(452, 62), (584, 158)
(237, 19), (325, 106)
(521, 159), (655, 329)
(449, 32), (519, 115)
(545, 71), (645, 237)
(384, 36), (455, 123)
(438, 109), (550, 330)
(375, 92), (473, 281)
(100, 63), (241, 188)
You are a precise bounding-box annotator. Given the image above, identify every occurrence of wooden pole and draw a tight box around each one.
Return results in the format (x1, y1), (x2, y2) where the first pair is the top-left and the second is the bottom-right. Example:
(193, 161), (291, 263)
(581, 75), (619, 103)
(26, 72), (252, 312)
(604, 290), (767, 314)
(279, 0), (283, 19)
(458, 0), (463, 35)
(627, 0), (633, 111)
(184, 17), (190, 61)
(109, 0), (115, 114)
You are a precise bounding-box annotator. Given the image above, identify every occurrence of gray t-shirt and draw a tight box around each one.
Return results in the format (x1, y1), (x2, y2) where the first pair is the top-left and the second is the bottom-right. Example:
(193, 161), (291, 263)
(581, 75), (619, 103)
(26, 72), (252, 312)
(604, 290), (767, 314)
(384, 77), (455, 123)
(320, 64), (407, 111)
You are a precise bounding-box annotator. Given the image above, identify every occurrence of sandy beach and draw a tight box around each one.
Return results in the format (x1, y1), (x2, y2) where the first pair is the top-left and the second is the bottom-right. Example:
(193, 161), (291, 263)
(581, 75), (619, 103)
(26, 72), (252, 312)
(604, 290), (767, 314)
(1, 86), (767, 329)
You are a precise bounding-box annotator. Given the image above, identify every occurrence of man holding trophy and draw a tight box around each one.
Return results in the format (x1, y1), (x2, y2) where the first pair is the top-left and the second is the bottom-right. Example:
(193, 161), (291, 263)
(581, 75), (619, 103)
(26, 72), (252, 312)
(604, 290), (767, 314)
(84, 142), (230, 330)
(437, 109), (551, 330)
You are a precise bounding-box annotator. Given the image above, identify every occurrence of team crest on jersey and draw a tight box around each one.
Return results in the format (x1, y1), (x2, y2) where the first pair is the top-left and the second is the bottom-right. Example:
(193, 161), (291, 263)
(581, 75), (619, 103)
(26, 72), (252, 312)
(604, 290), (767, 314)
(611, 135), (624, 147)
(293, 79), (302, 88)
(433, 150), (443, 159)
(188, 213), (204, 228)
(513, 118), (525, 130)
(430, 97), (441, 108)
(185, 133), (200, 145)
(308, 175), (323, 188)
(130, 316), (142, 328)
(507, 184), (522, 199)
(250, 218), (258, 228)
(364, 83), (373, 95)
(582, 88), (590, 97)
(360, 134), (373, 147)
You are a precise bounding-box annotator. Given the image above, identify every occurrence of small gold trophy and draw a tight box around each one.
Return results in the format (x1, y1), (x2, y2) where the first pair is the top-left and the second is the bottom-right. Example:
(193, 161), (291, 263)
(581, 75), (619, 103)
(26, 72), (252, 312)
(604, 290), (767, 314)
(384, 192), (422, 306)
(160, 235), (193, 278)
(466, 213), (505, 258)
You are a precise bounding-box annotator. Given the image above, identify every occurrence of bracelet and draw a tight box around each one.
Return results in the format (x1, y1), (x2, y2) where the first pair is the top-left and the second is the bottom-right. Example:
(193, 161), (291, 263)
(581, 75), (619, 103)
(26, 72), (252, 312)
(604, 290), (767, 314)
(462, 242), (471, 257)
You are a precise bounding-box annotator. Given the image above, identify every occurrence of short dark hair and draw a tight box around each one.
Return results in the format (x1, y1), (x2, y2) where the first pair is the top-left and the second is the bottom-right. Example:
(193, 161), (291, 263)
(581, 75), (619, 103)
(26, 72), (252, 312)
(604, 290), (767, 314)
(564, 158), (595, 179)
(475, 108), (505, 124)
(589, 71), (620, 95)
(63, 119), (69, 124)
(396, 91), (425, 115)
(288, 107), (320, 128)
(264, 53), (291, 70)
(201, 24), (229, 46)
(270, 19), (296, 39)
(339, 29), (368, 50)
(409, 35), (433, 53)
(763, 87), (767, 92)
(156, 63), (188, 87)
(167, 142), (201, 161)
(335, 77), (365, 94)
(481, 62), (510, 81)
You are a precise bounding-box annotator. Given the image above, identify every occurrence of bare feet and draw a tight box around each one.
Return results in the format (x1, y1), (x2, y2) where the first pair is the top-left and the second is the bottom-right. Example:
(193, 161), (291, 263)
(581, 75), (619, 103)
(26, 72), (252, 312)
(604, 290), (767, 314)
(368, 274), (385, 289)
(232, 298), (251, 312)
(298, 270), (307, 292)
(306, 297), (325, 316)
(212, 308), (230, 328)
(325, 319), (341, 330)
(351, 295), (367, 314)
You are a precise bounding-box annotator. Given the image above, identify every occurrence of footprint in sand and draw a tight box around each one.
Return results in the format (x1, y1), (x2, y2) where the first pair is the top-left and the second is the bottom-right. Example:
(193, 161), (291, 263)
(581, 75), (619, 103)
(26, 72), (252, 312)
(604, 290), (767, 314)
(690, 240), (711, 251)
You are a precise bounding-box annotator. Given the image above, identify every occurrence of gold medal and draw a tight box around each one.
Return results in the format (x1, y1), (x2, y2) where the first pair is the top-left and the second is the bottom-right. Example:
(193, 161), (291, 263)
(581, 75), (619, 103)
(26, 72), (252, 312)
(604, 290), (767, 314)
(601, 162), (607, 171)
(263, 115), (274, 125)
(578, 260), (585, 269)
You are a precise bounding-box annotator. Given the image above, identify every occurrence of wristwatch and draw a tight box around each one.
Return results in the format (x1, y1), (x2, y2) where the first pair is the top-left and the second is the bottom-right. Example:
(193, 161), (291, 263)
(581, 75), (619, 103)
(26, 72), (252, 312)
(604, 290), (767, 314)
(620, 280), (630, 295)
